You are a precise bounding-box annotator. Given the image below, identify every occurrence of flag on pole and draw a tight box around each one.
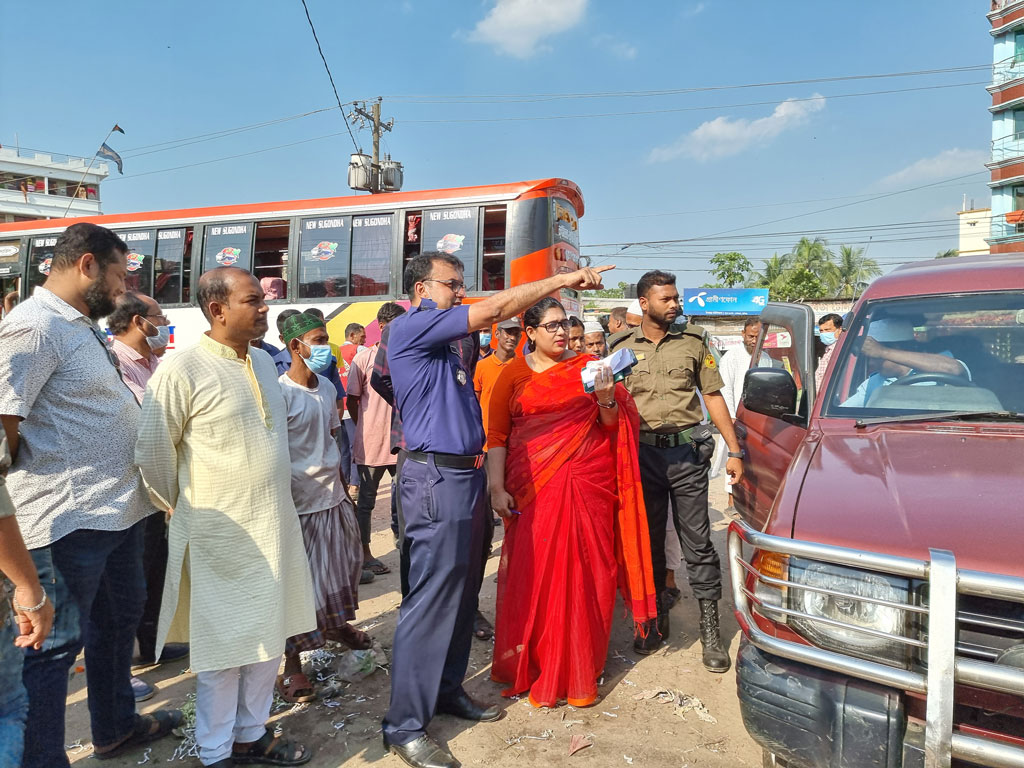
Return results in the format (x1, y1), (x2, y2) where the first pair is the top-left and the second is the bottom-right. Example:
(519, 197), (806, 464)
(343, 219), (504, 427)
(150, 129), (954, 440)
(112, 124), (125, 135)
(97, 143), (123, 174)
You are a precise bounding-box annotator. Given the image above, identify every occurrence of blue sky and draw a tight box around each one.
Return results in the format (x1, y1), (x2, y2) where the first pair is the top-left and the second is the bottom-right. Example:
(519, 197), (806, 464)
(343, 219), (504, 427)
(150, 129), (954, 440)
(0, 0), (994, 287)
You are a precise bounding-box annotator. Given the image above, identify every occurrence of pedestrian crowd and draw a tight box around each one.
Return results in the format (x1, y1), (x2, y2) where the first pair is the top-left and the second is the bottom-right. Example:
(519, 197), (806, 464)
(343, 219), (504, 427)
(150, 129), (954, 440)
(0, 222), (766, 768)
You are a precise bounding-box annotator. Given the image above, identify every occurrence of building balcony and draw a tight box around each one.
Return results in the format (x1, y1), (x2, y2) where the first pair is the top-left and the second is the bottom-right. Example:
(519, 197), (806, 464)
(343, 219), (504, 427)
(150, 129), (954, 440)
(991, 131), (1024, 163)
(993, 54), (1024, 86)
(0, 187), (102, 221)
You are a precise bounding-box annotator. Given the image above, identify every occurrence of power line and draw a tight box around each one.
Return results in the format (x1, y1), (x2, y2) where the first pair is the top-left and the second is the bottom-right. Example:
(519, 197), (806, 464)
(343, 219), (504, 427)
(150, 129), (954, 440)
(298, 0), (359, 153)
(400, 81), (986, 124)
(385, 64), (991, 104)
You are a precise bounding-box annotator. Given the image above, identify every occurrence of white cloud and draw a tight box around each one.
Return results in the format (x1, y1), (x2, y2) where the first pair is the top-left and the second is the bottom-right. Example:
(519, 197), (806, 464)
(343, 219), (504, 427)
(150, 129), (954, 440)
(649, 94), (827, 162)
(593, 33), (637, 60)
(683, 2), (706, 17)
(468, 0), (587, 59)
(878, 148), (989, 188)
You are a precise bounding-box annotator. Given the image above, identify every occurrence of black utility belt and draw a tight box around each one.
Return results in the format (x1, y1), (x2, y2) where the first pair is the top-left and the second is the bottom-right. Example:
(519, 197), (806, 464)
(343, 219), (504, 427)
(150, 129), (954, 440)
(639, 425), (702, 448)
(403, 450), (485, 469)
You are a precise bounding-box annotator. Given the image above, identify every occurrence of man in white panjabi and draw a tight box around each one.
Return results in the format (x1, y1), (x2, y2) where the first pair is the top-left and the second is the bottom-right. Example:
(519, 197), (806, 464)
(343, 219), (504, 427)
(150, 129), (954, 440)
(136, 267), (315, 768)
(715, 317), (772, 508)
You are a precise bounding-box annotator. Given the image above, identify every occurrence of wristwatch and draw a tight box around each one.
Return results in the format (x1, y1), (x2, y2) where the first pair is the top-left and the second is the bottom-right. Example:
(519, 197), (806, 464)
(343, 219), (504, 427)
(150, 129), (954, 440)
(727, 451), (744, 459)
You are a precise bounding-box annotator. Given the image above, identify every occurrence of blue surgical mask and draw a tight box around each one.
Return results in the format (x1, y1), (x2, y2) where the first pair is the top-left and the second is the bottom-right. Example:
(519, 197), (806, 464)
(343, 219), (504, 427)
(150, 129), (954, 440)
(480, 331), (492, 346)
(819, 331), (837, 347)
(298, 340), (333, 374)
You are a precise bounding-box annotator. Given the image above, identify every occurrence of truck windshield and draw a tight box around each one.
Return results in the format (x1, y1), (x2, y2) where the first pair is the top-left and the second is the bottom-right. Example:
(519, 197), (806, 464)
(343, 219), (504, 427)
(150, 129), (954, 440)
(821, 292), (1024, 420)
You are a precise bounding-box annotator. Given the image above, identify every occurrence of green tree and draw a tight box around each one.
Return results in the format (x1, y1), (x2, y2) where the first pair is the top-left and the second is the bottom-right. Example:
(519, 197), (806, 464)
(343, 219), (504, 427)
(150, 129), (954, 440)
(750, 253), (790, 300)
(709, 251), (754, 288)
(788, 237), (838, 293)
(935, 248), (960, 259)
(582, 280), (628, 299)
(776, 267), (827, 302)
(834, 245), (882, 299)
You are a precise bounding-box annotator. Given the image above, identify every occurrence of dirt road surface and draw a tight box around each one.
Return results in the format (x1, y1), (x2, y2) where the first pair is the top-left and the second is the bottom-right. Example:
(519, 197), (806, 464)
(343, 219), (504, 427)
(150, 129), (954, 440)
(65, 479), (760, 767)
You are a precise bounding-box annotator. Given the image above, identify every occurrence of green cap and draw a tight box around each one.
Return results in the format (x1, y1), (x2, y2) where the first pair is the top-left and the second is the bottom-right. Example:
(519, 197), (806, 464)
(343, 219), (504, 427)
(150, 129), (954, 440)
(282, 311), (326, 344)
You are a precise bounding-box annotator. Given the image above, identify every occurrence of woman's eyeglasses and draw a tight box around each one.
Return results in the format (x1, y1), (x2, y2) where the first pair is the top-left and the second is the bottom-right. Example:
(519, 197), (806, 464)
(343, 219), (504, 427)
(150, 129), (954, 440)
(534, 319), (571, 333)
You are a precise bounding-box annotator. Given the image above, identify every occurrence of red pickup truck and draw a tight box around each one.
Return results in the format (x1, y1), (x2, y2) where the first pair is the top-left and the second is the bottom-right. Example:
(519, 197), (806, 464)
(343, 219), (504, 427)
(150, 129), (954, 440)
(729, 253), (1024, 768)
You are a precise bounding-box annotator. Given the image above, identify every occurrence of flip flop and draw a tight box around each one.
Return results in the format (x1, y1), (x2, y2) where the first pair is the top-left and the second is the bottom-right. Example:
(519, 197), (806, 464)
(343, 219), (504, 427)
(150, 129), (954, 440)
(94, 709), (183, 760)
(364, 557), (391, 575)
(328, 625), (373, 650)
(275, 673), (317, 704)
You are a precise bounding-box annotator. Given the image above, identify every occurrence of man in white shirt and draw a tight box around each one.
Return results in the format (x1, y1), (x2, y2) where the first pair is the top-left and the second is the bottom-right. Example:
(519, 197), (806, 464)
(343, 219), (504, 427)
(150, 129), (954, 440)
(717, 318), (771, 507)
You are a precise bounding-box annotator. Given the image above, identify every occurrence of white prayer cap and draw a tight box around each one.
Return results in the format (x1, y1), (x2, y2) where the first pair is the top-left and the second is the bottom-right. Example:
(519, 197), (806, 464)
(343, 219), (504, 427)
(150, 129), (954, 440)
(626, 299), (642, 316)
(583, 321), (604, 335)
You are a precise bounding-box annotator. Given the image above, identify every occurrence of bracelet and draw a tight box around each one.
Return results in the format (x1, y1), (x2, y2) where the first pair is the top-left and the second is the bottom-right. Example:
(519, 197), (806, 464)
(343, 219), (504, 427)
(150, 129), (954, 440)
(727, 451), (744, 459)
(597, 398), (617, 409)
(12, 591), (47, 613)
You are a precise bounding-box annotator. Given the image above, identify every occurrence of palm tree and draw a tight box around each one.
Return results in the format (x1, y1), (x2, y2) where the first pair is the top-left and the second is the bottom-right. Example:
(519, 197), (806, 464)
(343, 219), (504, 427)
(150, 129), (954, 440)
(834, 245), (882, 298)
(749, 253), (790, 299)
(935, 248), (960, 259)
(788, 237), (838, 294)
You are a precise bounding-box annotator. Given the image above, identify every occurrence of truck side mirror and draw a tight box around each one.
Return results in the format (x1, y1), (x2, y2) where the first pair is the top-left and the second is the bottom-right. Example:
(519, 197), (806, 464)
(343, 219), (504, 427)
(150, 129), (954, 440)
(742, 367), (798, 420)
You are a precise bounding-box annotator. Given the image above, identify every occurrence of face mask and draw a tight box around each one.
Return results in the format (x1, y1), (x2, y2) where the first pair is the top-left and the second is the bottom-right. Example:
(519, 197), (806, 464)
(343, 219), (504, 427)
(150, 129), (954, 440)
(819, 331), (837, 346)
(142, 318), (171, 350)
(480, 332), (492, 346)
(298, 340), (333, 374)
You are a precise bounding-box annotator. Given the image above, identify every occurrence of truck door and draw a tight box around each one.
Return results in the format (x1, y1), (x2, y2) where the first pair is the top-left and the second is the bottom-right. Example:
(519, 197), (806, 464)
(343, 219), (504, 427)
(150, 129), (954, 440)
(732, 302), (816, 531)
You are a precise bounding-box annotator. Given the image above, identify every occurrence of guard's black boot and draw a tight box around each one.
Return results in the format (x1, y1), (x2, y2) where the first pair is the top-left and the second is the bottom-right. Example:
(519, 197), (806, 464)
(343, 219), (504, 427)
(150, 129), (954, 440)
(698, 599), (730, 673)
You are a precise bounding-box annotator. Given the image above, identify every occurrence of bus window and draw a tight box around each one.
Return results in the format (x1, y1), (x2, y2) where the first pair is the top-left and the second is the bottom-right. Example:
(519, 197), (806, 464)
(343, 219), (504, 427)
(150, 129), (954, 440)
(421, 207), (479, 290)
(482, 206), (507, 291)
(298, 215), (350, 298)
(351, 214), (392, 296)
(154, 228), (191, 305)
(253, 220), (290, 299)
(117, 229), (156, 296)
(403, 211), (422, 273)
(203, 222), (253, 273)
(0, 240), (20, 311)
(27, 235), (58, 291)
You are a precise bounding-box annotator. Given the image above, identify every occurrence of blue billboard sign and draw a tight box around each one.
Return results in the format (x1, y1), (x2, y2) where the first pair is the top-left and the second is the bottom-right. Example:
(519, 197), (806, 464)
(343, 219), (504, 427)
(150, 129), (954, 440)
(683, 288), (769, 316)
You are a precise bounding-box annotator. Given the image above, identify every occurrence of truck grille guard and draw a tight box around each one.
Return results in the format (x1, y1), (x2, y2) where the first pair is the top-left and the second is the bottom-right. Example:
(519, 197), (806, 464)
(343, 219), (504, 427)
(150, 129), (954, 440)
(729, 519), (1024, 768)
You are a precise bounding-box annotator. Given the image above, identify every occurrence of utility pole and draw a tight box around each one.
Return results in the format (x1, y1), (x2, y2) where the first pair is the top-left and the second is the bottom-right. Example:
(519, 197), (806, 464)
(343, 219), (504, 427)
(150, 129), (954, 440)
(351, 97), (393, 193)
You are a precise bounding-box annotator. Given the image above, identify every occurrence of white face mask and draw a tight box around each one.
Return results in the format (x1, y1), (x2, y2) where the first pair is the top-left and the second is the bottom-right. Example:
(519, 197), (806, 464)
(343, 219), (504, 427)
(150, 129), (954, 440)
(143, 318), (171, 350)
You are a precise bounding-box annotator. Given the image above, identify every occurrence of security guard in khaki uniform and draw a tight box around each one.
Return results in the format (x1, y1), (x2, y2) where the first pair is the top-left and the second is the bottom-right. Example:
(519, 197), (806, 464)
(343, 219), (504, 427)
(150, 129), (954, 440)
(609, 270), (744, 671)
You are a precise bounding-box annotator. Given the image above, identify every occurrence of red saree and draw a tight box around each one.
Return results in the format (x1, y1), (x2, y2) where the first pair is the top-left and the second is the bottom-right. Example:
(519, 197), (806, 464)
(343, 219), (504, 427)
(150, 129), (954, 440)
(490, 355), (657, 708)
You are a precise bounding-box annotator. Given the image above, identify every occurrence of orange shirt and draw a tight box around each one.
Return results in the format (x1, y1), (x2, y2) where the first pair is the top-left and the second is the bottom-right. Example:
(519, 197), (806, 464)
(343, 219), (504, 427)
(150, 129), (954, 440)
(473, 352), (517, 437)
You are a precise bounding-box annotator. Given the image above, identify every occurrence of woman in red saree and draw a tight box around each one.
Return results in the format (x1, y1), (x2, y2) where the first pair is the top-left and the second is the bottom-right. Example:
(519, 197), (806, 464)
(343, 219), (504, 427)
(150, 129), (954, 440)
(486, 298), (657, 708)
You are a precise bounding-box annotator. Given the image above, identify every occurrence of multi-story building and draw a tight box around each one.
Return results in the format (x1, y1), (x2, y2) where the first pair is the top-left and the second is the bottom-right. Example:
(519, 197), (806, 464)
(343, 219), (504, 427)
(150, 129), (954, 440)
(958, 205), (991, 256)
(987, 0), (1024, 252)
(0, 146), (109, 224)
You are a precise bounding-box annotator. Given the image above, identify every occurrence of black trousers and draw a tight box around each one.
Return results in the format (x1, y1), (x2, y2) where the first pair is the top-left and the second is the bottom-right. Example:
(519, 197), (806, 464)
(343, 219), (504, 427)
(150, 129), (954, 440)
(638, 442), (722, 605)
(135, 512), (169, 661)
(356, 465), (397, 547)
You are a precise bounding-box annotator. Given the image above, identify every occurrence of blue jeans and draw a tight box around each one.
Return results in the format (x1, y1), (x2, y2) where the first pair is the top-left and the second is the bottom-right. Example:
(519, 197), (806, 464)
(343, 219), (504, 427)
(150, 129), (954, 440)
(22, 521), (147, 768)
(0, 608), (27, 768)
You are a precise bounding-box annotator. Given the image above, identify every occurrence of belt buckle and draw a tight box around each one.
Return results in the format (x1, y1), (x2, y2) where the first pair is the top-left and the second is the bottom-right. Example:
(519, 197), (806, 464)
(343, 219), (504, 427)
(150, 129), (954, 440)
(657, 434), (670, 449)
(473, 454), (485, 469)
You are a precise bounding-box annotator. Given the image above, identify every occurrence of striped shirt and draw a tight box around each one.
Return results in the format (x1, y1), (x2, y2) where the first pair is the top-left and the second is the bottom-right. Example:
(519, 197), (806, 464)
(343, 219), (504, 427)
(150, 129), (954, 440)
(111, 338), (160, 404)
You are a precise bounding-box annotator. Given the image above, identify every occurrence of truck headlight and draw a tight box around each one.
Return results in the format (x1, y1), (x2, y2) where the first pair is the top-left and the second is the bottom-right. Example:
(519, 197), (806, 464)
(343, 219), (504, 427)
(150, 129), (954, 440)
(788, 558), (911, 668)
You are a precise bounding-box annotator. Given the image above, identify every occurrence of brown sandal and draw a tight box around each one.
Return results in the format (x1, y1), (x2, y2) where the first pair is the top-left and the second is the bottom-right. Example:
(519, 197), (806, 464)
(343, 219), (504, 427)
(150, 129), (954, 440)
(275, 673), (316, 703)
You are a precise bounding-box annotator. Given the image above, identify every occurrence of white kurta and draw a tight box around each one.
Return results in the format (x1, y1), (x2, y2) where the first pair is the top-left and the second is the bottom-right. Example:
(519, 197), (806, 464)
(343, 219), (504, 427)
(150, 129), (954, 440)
(135, 333), (315, 673)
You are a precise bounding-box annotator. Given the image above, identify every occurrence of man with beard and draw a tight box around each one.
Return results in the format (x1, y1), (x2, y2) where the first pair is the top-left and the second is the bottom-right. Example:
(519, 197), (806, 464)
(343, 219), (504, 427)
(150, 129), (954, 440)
(609, 270), (744, 672)
(136, 267), (315, 767)
(0, 223), (180, 767)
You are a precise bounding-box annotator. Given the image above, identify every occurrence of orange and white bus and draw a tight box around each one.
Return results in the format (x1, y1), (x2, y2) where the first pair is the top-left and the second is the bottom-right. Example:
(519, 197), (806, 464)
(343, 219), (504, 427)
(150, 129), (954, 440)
(0, 177), (584, 350)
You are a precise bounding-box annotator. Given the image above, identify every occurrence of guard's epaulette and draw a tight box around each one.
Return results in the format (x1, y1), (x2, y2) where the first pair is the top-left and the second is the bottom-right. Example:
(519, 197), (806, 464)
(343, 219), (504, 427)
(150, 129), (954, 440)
(607, 328), (633, 350)
(681, 322), (709, 342)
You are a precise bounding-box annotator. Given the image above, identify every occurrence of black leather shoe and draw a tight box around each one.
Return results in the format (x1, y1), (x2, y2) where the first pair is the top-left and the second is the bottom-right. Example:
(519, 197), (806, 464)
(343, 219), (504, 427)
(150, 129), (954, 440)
(436, 690), (501, 722)
(384, 734), (461, 768)
(633, 611), (668, 655)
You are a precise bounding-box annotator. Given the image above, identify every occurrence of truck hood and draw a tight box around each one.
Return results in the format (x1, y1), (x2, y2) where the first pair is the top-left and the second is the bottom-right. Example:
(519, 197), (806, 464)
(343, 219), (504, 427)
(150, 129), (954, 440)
(792, 426), (1024, 578)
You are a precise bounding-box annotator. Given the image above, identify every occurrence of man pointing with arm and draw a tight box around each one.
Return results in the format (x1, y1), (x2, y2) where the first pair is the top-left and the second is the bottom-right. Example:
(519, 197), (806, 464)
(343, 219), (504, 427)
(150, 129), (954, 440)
(381, 251), (610, 768)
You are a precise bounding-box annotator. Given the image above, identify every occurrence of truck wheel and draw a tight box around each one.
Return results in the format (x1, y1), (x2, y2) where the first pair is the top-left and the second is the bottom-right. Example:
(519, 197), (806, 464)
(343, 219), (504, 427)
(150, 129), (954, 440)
(762, 751), (788, 768)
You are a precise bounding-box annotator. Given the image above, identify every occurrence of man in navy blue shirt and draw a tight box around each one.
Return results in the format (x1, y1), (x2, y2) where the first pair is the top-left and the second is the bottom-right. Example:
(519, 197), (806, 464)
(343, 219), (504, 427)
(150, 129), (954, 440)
(381, 251), (610, 768)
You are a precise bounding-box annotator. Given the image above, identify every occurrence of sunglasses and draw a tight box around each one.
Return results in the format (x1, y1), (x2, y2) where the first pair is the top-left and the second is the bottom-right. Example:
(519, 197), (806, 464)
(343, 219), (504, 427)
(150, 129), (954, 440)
(533, 319), (571, 333)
